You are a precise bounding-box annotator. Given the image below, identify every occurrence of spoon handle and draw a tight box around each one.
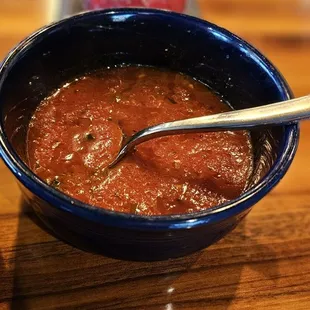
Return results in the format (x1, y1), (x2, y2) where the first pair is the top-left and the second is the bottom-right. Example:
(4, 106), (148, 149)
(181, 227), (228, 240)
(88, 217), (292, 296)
(136, 94), (309, 140)
(109, 95), (310, 167)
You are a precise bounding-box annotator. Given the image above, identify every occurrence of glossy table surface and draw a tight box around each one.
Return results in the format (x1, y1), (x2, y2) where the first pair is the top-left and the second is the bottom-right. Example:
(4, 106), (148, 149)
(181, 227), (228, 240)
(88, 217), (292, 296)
(0, 1), (309, 309)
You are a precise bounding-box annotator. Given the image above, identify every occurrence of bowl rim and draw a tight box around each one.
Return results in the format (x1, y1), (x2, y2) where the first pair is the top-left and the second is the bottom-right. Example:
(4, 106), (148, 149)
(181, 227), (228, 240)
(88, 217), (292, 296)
(0, 8), (299, 230)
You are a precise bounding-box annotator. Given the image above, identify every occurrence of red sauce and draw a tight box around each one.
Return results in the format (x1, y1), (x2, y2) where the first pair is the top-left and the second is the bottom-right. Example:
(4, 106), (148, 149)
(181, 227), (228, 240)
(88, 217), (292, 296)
(27, 67), (253, 215)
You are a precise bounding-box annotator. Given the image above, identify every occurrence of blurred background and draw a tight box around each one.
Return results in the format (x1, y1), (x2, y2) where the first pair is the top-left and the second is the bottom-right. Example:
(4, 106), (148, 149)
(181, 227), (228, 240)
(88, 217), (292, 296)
(0, 0), (310, 192)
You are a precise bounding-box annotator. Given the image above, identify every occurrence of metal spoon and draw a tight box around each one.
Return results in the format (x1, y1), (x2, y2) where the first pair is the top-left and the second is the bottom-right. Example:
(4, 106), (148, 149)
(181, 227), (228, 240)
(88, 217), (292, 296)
(109, 94), (310, 168)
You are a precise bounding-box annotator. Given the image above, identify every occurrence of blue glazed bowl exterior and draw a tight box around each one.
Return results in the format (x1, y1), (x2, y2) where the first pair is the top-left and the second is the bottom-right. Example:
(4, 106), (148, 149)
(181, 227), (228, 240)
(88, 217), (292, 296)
(0, 9), (299, 261)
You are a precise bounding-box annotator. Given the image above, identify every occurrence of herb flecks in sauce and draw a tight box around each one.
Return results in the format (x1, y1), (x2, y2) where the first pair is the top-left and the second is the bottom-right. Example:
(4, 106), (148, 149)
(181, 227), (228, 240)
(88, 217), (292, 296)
(85, 133), (95, 141)
(27, 67), (253, 216)
(49, 176), (60, 188)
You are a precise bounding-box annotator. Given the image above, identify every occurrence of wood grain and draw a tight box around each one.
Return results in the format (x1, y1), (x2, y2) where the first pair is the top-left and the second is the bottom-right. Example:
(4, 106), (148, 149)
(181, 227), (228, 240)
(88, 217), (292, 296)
(1, 0), (310, 309)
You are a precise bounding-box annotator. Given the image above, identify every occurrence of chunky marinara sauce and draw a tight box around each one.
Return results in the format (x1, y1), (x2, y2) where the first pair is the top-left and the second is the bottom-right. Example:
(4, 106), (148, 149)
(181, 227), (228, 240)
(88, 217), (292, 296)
(27, 67), (253, 215)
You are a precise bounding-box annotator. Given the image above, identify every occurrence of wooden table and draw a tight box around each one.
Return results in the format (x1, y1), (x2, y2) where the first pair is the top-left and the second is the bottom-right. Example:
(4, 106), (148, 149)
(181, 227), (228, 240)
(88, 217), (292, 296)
(0, 1), (309, 309)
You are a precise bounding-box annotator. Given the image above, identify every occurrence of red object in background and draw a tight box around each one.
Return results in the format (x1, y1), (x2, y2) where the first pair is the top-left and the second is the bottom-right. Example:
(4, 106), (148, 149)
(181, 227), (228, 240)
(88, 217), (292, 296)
(84, 0), (187, 12)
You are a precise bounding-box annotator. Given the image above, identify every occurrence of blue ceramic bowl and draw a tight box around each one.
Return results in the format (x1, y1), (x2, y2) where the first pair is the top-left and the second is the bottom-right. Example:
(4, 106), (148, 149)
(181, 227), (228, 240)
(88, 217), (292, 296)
(0, 9), (298, 261)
